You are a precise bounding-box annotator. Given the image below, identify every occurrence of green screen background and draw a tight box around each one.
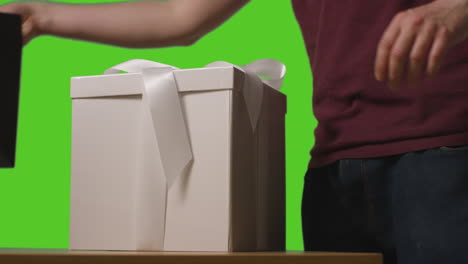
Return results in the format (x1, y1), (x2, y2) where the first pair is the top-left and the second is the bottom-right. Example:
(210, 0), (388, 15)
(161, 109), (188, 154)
(0, 0), (316, 250)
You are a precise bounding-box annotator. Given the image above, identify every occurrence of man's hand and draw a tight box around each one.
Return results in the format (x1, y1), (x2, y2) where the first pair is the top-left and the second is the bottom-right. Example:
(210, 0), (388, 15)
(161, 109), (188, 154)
(374, 0), (468, 91)
(0, 2), (44, 45)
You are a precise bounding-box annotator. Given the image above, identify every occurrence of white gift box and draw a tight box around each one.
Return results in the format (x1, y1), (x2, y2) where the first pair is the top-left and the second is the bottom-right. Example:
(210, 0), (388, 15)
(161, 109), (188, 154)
(69, 59), (286, 251)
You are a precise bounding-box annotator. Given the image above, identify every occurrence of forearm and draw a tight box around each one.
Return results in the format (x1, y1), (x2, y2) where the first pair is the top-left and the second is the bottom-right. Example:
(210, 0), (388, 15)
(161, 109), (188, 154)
(36, 1), (198, 48)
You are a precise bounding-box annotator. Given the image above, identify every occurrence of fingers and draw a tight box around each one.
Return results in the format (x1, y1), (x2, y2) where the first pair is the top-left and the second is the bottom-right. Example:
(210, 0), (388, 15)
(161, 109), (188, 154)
(388, 17), (420, 91)
(22, 18), (34, 45)
(408, 21), (437, 88)
(375, 6), (454, 92)
(0, 3), (25, 18)
(0, 4), (15, 14)
(427, 27), (450, 77)
(375, 13), (403, 82)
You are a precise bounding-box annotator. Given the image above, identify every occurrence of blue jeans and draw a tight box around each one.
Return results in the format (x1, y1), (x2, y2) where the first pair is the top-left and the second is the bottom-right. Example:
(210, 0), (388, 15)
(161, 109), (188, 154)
(302, 145), (468, 264)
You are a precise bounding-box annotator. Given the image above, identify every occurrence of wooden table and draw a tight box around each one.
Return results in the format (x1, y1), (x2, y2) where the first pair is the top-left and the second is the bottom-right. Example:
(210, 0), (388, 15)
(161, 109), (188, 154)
(0, 249), (382, 264)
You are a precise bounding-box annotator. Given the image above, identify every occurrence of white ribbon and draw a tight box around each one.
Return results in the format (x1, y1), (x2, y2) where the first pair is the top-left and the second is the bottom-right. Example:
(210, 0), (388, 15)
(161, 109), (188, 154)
(105, 59), (191, 189)
(206, 59), (286, 130)
(104, 58), (286, 191)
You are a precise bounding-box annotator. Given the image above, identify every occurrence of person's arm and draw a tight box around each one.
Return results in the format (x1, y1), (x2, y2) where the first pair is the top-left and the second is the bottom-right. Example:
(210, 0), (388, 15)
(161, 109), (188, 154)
(0, 0), (249, 47)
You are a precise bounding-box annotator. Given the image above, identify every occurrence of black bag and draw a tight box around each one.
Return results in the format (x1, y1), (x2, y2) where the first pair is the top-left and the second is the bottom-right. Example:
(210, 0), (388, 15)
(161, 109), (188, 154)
(0, 13), (22, 168)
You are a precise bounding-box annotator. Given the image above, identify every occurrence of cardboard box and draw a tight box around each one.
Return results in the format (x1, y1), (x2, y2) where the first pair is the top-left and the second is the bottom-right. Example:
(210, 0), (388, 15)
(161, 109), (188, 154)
(69, 60), (286, 251)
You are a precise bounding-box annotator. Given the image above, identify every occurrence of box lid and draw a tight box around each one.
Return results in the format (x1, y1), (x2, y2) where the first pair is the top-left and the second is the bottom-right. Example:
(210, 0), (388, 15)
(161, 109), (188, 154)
(71, 67), (238, 99)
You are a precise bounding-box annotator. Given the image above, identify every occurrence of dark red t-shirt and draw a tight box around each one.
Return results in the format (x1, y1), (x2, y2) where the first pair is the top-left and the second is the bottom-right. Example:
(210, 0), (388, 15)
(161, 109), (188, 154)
(292, 0), (468, 168)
